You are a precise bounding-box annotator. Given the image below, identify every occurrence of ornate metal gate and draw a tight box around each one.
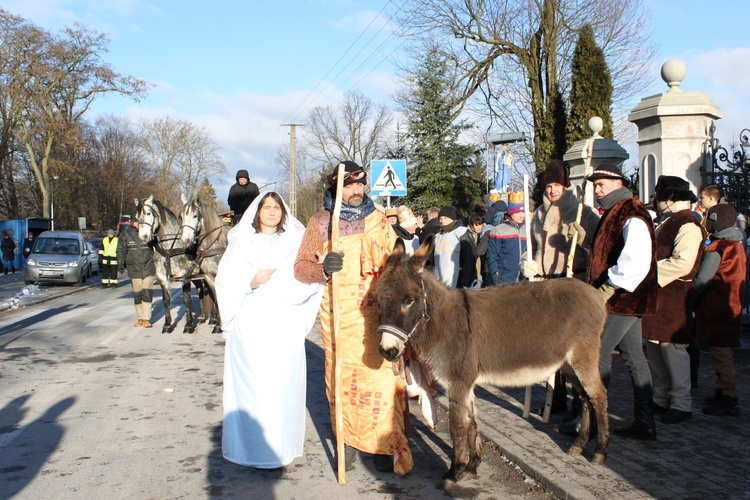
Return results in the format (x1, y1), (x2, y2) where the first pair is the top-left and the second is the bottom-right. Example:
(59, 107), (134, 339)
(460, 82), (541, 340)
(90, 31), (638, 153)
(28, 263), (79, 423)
(702, 127), (750, 217)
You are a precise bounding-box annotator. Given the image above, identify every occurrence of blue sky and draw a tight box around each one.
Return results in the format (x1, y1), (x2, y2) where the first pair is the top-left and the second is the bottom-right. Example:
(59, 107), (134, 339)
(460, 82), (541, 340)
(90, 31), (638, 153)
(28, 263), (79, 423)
(2, 0), (749, 201)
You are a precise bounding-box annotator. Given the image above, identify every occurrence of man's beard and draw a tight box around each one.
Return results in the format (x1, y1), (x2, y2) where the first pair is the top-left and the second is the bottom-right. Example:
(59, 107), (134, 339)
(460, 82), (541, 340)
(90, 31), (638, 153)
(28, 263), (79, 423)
(345, 195), (363, 207)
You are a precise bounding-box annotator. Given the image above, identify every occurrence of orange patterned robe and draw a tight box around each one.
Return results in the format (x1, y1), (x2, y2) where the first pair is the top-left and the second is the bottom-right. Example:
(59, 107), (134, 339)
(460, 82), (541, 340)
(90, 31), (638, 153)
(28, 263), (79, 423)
(294, 207), (413, 475)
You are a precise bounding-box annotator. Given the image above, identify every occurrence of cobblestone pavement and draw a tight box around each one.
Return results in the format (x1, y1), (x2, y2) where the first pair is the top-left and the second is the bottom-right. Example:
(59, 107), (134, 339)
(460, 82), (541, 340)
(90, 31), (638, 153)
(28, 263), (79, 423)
(462, 314), (750, 499)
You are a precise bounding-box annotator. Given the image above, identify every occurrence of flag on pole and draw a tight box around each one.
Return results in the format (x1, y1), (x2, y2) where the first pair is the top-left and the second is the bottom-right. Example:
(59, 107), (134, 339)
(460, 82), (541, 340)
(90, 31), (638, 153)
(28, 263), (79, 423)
(494, 149), (512, 192)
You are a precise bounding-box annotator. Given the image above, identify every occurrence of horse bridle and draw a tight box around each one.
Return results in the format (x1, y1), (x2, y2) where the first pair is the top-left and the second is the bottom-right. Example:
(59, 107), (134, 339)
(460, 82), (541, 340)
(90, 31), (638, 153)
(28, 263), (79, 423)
(376, 276), (430, 345)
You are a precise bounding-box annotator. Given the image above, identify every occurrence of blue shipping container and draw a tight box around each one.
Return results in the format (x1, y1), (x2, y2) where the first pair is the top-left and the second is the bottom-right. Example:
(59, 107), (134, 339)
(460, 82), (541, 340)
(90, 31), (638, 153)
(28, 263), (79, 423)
(0, 218), (52, 271)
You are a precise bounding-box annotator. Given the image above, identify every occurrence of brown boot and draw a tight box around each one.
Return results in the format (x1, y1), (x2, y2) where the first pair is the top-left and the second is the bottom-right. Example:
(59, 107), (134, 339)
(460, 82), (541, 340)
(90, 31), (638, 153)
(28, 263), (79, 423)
(141, 320), (153, 328)
(134, 320), (143, 327)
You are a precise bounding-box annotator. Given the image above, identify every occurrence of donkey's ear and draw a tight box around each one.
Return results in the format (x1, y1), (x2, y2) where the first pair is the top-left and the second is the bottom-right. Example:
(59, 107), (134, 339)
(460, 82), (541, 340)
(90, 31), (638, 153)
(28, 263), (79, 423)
(392, 238), (406, 255)
(411, 234), (434, 272)
(180, 192), (188, 205)
(134, 198), (140, 207)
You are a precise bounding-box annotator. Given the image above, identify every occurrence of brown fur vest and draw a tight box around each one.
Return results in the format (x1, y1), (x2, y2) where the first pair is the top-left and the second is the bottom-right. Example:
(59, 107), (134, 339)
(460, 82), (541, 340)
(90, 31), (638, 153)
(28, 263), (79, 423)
(695, 239), (747, 347)
(587, 197), (658, 316)
(642, 211), (705, 343)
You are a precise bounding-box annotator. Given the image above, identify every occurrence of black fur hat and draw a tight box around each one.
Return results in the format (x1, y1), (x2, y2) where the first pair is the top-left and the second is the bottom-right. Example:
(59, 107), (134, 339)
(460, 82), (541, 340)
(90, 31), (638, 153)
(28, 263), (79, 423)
(654, 175), (698, 203)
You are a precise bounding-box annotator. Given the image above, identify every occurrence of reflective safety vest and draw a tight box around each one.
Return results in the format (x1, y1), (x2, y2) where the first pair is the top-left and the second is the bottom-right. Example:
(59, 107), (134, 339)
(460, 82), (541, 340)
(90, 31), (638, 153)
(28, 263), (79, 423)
(102, 237), (118, 258)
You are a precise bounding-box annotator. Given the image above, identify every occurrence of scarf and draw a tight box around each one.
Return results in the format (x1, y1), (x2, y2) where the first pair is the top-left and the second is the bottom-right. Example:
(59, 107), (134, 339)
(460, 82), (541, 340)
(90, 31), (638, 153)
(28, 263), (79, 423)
(323, 194), (376, 222)
(441, 221), (457, 233)
(597, 187), (632, 211)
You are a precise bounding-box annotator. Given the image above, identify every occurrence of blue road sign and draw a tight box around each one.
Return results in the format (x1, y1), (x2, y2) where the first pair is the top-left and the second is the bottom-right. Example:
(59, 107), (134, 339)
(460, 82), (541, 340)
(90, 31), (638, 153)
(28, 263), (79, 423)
(370, 159), (407, 197)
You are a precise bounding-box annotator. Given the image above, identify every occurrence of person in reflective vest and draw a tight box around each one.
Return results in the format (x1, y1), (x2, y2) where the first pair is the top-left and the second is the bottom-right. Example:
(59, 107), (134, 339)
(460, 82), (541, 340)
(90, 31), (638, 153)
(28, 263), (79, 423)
(100, 229), (119, 288)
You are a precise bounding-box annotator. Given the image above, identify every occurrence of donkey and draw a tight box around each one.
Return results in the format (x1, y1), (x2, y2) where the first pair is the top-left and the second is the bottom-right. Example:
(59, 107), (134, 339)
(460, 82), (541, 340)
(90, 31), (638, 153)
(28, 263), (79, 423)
(373, 235), (609, 482)
(178, 195), (229, 334)
(135, 196), (198, 334)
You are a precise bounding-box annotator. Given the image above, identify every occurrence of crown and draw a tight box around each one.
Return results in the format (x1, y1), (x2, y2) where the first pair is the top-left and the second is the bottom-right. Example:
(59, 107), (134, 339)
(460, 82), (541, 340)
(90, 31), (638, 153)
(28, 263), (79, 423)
(508, 190), (524, 205)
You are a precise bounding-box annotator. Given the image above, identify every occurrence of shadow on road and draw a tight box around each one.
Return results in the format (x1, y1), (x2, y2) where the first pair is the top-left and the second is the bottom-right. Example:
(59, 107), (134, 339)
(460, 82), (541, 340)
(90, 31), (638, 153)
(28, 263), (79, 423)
(0, 395), (76, 498)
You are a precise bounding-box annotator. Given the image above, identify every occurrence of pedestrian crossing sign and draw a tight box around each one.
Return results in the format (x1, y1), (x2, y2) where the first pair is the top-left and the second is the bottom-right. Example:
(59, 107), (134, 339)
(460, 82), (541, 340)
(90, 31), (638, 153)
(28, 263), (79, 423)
(370, 159), (407, 197)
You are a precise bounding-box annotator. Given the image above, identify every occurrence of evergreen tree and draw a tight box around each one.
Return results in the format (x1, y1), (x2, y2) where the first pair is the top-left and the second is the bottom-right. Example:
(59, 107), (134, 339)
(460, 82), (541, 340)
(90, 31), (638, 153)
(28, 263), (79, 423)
(399, 47), (482, 218)
(567, 25), (614, 146)
(197, 177), (220, 212)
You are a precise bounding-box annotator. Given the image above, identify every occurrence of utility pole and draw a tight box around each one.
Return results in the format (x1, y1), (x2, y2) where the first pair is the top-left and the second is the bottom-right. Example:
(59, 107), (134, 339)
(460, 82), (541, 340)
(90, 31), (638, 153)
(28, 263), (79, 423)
(282, 124), (303, 215)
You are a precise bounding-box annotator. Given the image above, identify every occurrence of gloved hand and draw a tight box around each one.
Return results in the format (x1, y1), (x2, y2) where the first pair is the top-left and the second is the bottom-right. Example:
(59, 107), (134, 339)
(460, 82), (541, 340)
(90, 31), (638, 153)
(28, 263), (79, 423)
(322, 252), (344, 276)
(568, 221), (586, 247)
(520, 260), (539, 279)
(598, 282), (616, 304)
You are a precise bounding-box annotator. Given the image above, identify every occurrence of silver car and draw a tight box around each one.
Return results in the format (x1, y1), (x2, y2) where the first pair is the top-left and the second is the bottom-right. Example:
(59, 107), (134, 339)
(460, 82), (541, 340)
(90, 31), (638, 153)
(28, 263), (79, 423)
(85, 241), (100, 277)
(25, 231), (91, 286)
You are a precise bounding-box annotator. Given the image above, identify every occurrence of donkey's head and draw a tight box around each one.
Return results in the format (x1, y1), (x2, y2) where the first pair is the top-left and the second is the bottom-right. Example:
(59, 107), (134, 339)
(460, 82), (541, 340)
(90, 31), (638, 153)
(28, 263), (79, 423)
(179, 194), (202, 245)
(373, 234), (435, 361)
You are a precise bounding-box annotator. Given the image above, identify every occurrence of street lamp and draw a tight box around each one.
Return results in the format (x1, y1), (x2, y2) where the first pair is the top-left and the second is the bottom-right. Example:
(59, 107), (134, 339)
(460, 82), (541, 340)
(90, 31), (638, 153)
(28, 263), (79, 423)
(51, 175), (59, 230)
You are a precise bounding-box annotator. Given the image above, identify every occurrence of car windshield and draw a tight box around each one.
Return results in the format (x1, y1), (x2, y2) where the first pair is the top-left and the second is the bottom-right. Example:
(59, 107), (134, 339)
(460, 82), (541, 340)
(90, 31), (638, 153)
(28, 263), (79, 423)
(34, 238), (80, 255)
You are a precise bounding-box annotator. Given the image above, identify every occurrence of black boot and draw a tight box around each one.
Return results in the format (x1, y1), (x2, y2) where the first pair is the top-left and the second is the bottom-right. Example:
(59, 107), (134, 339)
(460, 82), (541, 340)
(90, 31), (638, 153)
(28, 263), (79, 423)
(613, 398), (656, 440)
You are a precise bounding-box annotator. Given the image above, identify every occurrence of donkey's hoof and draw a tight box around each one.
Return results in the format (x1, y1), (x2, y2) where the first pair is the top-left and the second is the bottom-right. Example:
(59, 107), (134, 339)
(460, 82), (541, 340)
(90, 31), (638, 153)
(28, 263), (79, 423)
(567, 445), (584, 456)
(211, 325), (222, 334)
(162, 325), (173, 334)
(592, 452), (606, 464)
(442, 466), (463, 483)
(183, 326), (195, 334)
(196, 315), (207, 324)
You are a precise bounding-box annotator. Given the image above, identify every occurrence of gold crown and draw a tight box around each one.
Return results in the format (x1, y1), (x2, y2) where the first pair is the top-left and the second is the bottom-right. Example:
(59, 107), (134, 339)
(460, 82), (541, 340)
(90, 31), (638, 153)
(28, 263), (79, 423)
(508, 190), (524, 204)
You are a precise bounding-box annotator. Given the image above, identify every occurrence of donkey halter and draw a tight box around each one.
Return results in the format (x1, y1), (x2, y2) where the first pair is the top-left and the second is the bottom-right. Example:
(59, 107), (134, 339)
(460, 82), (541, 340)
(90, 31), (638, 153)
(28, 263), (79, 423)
(377, 276), (430, 345)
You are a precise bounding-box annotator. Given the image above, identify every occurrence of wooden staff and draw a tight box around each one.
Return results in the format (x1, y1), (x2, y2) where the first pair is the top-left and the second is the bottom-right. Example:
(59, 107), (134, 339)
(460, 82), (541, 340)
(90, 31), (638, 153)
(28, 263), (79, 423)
(566, 138), (594, 278)
(522, 174), (547, 419)
(330, 162), (347, 485)
(523, 174), (534, 281)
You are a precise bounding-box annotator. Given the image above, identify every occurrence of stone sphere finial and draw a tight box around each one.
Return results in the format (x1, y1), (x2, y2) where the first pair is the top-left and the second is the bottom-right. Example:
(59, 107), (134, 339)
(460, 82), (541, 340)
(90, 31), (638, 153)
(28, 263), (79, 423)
(661, 59), (687, 92)
(588, 116), (603, 137)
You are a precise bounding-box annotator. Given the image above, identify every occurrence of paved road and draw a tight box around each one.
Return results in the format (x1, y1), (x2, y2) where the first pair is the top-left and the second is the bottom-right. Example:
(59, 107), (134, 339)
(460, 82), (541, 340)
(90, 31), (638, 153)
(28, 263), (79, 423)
(0, 278), (554, 499)
(5, 270), (747, 498)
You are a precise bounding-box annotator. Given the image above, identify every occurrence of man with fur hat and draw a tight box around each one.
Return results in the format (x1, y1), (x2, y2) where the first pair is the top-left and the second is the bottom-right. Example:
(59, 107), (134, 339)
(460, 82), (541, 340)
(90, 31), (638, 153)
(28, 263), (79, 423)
(692, 203), (747, 416)
(560, 163), (658, 439)
(486, 192), (527, 284)
(227, 169), (260, 225)
(642, 176), (705, 425)
(433, 205), (476, 288)
(525, 159), (600, 281)
(99, 229), (119, 288)
(294, 161), (412, 475)
(523, 159), (600, 415)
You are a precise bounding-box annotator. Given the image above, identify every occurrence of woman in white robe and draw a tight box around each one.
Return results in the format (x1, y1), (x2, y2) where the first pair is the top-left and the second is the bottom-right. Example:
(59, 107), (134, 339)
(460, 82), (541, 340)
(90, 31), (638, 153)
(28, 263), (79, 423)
(216, 192), (323, 468)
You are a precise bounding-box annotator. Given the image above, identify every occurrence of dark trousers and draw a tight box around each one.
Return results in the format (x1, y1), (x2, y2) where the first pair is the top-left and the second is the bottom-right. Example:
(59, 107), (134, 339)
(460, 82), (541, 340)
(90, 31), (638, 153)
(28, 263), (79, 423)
(101, 257), (118, 285)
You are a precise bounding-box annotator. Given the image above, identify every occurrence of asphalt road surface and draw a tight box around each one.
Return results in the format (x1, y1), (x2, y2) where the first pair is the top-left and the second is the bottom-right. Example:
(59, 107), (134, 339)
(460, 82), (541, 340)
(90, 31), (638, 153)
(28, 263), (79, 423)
(0, 280), (555, 499)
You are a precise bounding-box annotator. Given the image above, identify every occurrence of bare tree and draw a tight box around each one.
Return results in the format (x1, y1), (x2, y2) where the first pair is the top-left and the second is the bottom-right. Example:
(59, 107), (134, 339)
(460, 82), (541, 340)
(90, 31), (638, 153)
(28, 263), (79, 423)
(88, 115), (153, 228)
(6, 13), (148, 218)
(175, 126), (227, 201)
(305, 90), (393, 175)
(139, 116), (226, 208)
(275, 144), (324, 223)
(392, 0), (656, 169)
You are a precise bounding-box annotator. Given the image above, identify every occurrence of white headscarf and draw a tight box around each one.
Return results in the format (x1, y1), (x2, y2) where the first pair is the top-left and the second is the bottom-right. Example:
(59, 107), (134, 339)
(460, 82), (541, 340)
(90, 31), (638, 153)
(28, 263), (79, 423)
(215, 192), (322, 334)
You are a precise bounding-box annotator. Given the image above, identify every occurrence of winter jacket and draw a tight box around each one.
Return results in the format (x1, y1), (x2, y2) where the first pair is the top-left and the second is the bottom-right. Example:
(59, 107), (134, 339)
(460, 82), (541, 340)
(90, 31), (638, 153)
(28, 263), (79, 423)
(116, 226), (155, 279)
(434, 223), (475, 288)
(486, 219), (526, 284)
(227, 170), (260, 218)
(1, 236), (16, 261)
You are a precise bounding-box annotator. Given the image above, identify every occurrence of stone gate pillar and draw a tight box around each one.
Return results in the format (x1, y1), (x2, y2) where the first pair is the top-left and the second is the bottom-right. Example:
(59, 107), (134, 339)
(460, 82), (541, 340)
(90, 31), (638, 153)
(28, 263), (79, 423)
(628, 59), (723, 201)
(564, 116), (629, 208)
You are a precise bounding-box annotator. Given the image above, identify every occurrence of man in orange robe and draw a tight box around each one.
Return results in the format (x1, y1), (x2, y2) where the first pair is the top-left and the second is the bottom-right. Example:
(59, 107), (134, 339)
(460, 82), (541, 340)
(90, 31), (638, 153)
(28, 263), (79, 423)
(294, 160), (413, 476)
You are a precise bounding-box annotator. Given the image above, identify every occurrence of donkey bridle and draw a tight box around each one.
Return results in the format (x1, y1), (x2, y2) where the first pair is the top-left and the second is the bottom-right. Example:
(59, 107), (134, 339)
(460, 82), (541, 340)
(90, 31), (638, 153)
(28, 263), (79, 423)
(376, 276), (430, 345)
